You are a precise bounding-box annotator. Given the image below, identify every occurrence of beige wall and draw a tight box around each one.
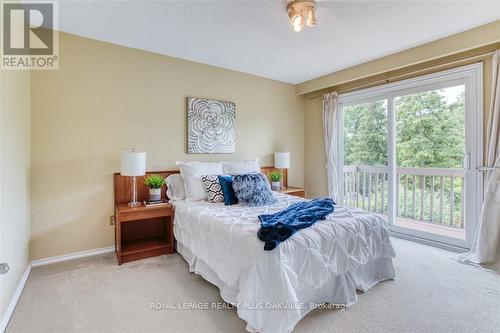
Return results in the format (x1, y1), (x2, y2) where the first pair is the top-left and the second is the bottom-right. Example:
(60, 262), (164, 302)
(0, 70), (31, 322)
(30, 32), (305, 260)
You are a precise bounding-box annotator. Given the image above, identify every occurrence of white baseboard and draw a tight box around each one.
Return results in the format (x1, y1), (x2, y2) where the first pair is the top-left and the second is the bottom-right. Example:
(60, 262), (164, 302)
(31, 246), (115, 267)
(0, 265), (31, 333)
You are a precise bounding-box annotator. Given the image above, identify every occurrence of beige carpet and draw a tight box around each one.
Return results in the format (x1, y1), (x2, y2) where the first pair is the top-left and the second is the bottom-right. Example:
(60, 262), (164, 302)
(7, 238), (500, 333)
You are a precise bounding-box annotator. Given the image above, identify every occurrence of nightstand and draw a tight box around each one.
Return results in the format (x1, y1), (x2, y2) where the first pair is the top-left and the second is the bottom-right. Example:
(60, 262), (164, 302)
(114, 203), (174, 265)
(278, 186), (306, 198)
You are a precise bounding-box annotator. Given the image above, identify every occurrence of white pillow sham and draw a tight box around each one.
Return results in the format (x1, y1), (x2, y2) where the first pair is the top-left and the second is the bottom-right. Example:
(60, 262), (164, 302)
(179, 162), (223, 201)
(165, 174), (186, 200)
(222, 159), (260, 174)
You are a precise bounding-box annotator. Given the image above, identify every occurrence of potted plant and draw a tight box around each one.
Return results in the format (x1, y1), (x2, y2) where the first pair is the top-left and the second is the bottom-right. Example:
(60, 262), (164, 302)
(144, 174), (165, 201)
(269, 171), (282, 191)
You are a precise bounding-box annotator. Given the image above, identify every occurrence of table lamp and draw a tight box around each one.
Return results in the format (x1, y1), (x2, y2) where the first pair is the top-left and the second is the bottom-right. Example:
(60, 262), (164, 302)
(121, 149), (146, 207)
(274, 152), (290, 189)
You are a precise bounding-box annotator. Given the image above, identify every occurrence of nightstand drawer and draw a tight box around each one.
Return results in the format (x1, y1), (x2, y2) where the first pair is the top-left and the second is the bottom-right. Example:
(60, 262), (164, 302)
(278, 187), (306, 198)
(117, 205), (172, 222)
(288, 190), (305, 198)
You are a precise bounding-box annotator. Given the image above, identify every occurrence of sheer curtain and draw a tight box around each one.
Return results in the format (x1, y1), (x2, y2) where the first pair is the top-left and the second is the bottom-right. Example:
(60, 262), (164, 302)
(459, 50), (500, 273)
(323, 92), (340, 201)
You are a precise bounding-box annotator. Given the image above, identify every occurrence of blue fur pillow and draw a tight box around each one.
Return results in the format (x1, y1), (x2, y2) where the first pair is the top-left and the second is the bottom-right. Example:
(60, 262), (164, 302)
(232, 173), (277, 206)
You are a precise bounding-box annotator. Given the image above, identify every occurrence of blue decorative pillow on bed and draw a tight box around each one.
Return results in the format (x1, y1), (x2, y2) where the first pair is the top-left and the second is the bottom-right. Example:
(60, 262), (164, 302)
(218, 175), (238, 205)
(232, 173), (277, 206)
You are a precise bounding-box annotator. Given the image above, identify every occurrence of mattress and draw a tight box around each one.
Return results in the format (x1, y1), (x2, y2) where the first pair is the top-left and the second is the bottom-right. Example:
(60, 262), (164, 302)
(172, 193), (396, 333)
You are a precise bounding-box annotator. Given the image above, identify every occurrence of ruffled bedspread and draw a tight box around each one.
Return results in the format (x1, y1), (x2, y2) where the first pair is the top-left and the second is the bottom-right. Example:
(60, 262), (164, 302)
(172, 193), (396, 333)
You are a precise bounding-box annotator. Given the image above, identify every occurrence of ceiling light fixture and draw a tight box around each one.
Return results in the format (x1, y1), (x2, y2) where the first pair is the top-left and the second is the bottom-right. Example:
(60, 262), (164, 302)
(287, 0), (316, 32)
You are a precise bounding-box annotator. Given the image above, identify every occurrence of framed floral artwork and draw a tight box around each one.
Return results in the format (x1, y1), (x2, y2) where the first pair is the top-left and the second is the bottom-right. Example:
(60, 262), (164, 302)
(187, 97), (236, 154)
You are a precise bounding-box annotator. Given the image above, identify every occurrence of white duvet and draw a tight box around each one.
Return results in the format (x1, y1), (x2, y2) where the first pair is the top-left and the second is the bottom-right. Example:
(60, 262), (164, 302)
(172, 193), (396, 333)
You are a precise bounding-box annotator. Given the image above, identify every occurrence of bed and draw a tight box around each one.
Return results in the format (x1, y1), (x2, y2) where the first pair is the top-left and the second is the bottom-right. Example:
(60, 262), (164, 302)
(171, 192), (395, 333)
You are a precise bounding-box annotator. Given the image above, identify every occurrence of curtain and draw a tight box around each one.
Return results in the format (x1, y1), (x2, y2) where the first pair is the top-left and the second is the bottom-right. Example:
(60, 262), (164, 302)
(459, 50), (500, 273)
(322, 92), (340, 201)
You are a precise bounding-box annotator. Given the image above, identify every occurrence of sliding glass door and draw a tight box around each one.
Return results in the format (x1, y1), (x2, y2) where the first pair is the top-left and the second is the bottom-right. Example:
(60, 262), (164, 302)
(338, 64), (483, 249)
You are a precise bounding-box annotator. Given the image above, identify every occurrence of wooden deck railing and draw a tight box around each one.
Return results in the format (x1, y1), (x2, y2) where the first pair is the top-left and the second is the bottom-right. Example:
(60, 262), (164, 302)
(343, 165), (465, 228)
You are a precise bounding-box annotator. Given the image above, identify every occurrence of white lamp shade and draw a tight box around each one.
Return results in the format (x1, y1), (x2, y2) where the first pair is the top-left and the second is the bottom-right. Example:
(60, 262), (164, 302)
(274, 152), (290, 169)
(121, 151), (146, 176)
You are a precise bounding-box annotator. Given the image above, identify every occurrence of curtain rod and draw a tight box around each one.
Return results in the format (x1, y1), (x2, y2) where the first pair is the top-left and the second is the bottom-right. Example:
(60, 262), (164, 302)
(307, 49), (497, 100)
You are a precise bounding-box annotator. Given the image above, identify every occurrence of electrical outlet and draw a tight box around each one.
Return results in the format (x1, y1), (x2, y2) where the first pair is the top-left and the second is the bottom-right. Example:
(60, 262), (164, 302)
(110, 215), (116, 226)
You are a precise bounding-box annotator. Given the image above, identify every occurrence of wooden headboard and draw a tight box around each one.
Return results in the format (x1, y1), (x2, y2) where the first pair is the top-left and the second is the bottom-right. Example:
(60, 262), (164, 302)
(113, 166), (287, 204)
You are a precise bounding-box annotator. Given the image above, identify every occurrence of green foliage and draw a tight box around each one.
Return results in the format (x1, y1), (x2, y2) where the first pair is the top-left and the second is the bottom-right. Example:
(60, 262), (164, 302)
(343, 90), (465, 168)
(144, 174), (165, 189)
(269, 171), (283, 182)
(395, 91), (464, 168)
(344, 100), (388, 166)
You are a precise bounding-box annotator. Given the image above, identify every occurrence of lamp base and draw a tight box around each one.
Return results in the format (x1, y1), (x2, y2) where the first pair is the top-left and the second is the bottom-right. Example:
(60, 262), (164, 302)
(128, 176), (140, 207)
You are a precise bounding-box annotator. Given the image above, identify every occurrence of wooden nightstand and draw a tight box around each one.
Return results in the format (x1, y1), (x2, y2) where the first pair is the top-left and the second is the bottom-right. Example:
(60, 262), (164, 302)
(115, 203), (174, 265)
(278, 186), (306, 198)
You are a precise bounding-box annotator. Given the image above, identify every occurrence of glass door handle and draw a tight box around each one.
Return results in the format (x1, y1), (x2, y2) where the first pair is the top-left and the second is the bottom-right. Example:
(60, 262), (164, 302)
(0, 263), (9, 274)
(462, 152), (471, 171)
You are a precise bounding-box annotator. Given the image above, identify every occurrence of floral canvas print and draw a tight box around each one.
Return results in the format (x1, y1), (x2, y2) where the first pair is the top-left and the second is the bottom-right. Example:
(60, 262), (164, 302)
(187, 97), (236, 154)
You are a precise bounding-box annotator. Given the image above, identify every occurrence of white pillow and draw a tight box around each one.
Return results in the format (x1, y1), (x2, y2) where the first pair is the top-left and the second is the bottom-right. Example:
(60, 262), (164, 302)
(165, 174), (186, 200)
(179, 162), (223, 201)
(222, 159), (260, 174)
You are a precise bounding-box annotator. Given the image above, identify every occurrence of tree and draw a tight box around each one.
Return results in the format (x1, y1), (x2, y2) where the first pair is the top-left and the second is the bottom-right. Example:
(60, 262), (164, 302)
(343, 90), (464, 168)
(344, 100), (387, 166)
(396, 90), (464, 168)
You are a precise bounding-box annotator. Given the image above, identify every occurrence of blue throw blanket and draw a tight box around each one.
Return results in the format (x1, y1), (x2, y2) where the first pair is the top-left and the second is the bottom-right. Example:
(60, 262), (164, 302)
(257, 198), (335, 251)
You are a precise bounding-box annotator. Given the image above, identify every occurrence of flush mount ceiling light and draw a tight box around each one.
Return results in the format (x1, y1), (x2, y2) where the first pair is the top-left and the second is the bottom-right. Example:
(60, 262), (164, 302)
(287, 0), (316, 32)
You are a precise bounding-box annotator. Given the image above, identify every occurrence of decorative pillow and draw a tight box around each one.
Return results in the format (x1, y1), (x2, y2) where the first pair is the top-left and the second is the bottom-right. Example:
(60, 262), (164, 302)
(222, 159), (260, 174)
(218, 175), (238, 205)
(232, 173), (277, 206)
(201, 175), (224, 203)
(179, 162), (223, 201)
(165, 174), (186, 200)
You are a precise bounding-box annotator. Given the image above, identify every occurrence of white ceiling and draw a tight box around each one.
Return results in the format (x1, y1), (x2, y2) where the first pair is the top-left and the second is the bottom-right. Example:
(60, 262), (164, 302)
(56, 0), (500, 84)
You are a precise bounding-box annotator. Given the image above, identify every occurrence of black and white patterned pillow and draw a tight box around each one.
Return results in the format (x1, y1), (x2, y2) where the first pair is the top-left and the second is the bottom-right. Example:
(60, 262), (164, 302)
(201, 175), (224, 203)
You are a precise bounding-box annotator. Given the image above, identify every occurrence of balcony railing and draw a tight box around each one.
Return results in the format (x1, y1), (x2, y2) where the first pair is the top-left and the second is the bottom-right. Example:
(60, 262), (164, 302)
(343, 165), (465, 228)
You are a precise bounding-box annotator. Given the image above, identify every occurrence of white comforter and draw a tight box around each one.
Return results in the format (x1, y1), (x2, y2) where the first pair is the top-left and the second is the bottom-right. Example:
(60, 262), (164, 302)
(172, 193), (395, 333)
